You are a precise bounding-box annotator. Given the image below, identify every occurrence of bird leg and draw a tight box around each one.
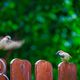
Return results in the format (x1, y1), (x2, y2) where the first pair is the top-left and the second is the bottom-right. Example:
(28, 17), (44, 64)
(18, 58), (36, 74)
(4, 50), (12, 60)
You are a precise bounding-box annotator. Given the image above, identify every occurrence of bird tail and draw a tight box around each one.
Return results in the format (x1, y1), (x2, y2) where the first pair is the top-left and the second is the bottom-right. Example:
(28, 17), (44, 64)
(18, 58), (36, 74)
(19, 40), (25, 46)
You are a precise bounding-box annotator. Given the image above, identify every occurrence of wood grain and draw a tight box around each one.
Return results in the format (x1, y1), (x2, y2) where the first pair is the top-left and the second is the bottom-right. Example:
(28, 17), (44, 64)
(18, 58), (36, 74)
(10, 58), (31, 80)
(58, 62), (77, 80)
(35, 60), (53, 80)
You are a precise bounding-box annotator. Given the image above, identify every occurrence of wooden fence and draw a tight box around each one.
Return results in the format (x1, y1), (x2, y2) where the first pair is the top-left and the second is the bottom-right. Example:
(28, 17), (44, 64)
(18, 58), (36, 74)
(0, 58), (77, 80)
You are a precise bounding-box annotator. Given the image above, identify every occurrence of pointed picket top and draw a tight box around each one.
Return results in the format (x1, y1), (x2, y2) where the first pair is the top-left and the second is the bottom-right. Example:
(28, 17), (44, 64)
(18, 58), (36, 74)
(35, 60), (53, 80)
(10, 58), (31, 80)
(58, 62), (77, 80)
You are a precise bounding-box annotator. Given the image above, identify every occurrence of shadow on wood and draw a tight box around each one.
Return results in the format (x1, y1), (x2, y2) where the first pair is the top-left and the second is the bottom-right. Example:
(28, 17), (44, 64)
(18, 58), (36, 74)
(35, 60), (53, 80)
(58, 62), (77, 80)
(10, 58), (31, 80)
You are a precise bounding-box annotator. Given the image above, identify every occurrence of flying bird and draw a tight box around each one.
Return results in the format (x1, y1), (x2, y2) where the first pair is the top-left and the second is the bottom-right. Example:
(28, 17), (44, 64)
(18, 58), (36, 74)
(56, 50), (72, 62)
(0, 35), (25, 50)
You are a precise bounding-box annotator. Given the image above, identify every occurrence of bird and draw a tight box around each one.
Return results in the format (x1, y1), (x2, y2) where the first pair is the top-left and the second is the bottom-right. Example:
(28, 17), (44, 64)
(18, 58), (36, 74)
(0, 35), (25, 50)
(56, 50), (72, 62)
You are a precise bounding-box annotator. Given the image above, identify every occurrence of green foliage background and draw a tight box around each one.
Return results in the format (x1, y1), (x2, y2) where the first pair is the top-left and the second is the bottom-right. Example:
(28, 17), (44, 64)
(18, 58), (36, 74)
(0, 0), (80, 79)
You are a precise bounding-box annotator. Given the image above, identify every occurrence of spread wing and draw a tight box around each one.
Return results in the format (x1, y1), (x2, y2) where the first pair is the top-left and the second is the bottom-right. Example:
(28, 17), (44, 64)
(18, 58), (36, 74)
(3, 40), (25, 50)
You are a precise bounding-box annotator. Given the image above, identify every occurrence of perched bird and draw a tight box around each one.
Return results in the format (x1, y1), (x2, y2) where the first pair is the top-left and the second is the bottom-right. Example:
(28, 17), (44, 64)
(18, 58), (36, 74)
(0, 35), (25, 50)
(56, 50), (72, 62)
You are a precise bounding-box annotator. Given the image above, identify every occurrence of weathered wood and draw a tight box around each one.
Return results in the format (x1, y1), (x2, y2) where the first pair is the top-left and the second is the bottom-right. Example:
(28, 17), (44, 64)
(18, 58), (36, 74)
(0, 75), (7, 80)
(10, 58), (31, 80)
(35, 60), (53, 80)
(0, 74), (9, 80)
(58, 62), (77, 80)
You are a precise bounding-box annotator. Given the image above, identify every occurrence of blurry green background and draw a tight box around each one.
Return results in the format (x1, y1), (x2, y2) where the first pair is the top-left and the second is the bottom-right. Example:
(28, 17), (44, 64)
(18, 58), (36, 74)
(0, 0), (80, 80)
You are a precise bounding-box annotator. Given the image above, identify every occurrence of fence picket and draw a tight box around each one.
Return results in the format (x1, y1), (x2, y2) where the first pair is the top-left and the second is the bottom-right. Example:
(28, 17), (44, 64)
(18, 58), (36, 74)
(58, 62), (77, 80)
(35, 60), (53, 80)
(0, 59), (7, 80)
(0, 58), (77, 80)
(10, 58), (31, 80)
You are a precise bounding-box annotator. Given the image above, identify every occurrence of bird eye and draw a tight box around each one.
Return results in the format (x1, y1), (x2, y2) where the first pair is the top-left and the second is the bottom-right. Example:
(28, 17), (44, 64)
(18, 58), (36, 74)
(6, 36), (11, 40)
(8, 37), (10, 39)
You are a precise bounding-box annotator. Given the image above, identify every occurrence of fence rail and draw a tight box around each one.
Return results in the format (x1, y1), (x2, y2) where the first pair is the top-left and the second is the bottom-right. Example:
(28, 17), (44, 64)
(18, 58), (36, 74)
(0, 58), (77, 80)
